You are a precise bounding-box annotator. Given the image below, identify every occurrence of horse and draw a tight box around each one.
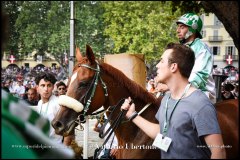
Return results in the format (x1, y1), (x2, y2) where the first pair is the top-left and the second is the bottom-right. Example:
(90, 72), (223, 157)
(52, 45), (238, 159)
(215, 99), (238, 159)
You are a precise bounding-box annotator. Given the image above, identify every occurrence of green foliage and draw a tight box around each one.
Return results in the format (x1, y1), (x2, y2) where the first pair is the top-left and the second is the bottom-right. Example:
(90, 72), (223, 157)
(1, 1), (22, 59)
(102, 1), (181, 62)
(74, 1), (109, 58)
(170, 1), (206, 15)
(2, 1), (206, 71)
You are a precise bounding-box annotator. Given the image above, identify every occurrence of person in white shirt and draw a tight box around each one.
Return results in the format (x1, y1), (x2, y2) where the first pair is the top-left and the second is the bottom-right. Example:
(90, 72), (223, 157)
(35, 72), (75, 145)
(93, 113), (118, 159)
(14, 80), (25, 99)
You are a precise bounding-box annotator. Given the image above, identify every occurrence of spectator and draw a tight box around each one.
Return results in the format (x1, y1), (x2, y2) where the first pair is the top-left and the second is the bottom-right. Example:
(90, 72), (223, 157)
(14, 80), (25, 99)
(222, 83), (235, 100)
(8, 80), (15, 94)
(147, 79), (155, 93)
(35, 72), (75, 146)
(2, 79), (10, 92)
(232, 84), (239, 99)
(26, 88), (39, 106)
(56, 81), (67, 96)
(93, 114), (118, 159)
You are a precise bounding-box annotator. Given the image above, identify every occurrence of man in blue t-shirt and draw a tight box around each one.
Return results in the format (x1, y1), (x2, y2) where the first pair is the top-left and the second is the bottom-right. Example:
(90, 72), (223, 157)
(121, 43), (225, 159)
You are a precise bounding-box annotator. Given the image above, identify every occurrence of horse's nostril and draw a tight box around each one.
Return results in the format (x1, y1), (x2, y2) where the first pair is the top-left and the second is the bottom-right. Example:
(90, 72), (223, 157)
(55, 121), (63, 128)
(52, 120), (64, 130)
(51, 120), (65, 135)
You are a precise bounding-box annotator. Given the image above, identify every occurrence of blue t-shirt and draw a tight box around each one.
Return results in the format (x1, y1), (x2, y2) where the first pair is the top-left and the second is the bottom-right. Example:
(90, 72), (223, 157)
(155, 89), (221, 159)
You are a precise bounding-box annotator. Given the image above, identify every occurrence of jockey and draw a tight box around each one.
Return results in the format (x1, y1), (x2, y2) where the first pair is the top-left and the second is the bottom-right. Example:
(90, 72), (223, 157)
(176, 13), (216, 103)
(157, 13), (216, 103)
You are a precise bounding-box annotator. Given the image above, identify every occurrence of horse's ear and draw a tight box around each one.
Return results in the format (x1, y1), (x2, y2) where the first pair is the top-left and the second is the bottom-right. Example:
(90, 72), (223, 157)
(86, 45), (95, 64)
(76, 47), (83, 62)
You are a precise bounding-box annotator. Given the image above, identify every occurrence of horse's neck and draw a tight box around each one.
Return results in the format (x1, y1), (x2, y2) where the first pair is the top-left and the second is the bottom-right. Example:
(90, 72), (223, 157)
(104, 77), (159, 123)
(101, 69), (160, 143)
(106, 91), (158, 142)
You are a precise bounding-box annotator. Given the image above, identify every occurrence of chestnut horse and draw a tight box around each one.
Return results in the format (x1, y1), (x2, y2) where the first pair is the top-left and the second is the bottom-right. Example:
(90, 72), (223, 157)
(52, 45), (238, 159)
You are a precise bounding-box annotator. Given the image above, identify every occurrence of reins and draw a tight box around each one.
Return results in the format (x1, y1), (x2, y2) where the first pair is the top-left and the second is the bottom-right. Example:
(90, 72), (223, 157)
(94, 99), (127, 159)
(98, 99), (126, 138)
(73, 61), (153, 159)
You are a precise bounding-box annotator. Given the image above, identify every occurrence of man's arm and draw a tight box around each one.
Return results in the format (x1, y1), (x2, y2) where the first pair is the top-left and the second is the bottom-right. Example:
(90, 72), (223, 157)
(121, 97), (160, 139)
(189, 43), (213, 90)
(204, 134), (226, 159)
(132, 115), (160, 139)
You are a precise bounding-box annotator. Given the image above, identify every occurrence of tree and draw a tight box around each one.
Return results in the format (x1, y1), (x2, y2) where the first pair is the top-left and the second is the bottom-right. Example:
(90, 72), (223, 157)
(200, 1), (239, 51)
(15, 2), (51, 58)
(2, 1), (238, 73)
(102, 1), (181, 62)
(74, 1), (109, 58)
(1, 1), (22, 60)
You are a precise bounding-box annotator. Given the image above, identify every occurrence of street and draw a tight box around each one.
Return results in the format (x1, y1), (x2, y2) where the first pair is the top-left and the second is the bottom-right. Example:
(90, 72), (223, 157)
(75, 119), (104, 158)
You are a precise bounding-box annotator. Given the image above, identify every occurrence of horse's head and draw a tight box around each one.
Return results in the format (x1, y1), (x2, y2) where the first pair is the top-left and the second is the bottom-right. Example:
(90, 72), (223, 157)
(52, 45), (108, 136)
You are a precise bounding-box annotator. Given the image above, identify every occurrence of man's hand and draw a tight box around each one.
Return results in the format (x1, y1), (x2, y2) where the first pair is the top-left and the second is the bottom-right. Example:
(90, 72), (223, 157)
(93, 121), (101, 132)
(121, 97), (135, 119)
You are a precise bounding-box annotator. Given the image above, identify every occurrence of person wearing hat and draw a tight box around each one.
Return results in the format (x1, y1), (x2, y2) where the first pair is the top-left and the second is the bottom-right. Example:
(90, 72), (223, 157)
(157, 13), (216, 103)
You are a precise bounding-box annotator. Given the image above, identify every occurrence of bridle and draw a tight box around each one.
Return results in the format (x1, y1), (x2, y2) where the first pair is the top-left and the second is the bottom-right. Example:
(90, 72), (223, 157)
(70, 60), (153, 159)
(76, 60), (108, 123)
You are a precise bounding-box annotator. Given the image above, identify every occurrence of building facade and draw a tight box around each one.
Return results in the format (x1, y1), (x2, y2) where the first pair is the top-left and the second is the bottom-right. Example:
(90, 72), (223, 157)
(2, 50), (60, 69)
(201, 13), (238, 69)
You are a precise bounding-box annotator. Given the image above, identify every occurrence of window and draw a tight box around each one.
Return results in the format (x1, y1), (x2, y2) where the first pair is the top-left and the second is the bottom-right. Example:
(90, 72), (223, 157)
(201, 30), (206, 38)
(214, 15), (222, 26)
(211, 46), (220, 55)
(213, 30), (218, 36)
(226, 46), (235, 55)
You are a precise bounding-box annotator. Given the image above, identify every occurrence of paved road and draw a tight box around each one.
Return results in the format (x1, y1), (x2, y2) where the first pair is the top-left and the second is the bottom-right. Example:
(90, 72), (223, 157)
(75, 119), (104, 158)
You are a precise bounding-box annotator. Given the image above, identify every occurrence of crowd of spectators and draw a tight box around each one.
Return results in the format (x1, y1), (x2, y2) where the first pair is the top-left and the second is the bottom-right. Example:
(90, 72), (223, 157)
(1, 64), (238, 104)
(1, 65), (68, 106)
(146, 74), (238, 101)
(213, 66), (238, 100)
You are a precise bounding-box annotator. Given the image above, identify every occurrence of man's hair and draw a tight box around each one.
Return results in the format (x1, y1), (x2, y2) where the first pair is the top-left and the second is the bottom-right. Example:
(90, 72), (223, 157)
(56, 81), (66, 88)
(165, 43), (195, 78)
(28, 88), (37, 94)
(35, 72), (57, 85)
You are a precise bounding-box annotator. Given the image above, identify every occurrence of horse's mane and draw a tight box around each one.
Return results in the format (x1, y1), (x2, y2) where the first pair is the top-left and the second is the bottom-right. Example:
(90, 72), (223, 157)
(100, 62), (159, 106)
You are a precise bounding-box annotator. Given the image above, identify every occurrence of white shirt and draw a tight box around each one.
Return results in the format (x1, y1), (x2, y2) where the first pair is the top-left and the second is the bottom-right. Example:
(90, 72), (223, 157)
(15, 85), (25, 96)
(98, 113), (118, 158)
(36, 95), (63, 143)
